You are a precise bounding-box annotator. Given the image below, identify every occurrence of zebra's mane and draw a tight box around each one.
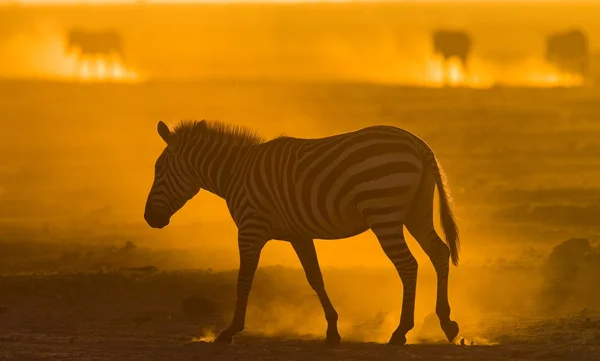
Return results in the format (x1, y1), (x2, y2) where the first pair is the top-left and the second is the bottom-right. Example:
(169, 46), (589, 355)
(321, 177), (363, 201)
(171, 120), (265, 146)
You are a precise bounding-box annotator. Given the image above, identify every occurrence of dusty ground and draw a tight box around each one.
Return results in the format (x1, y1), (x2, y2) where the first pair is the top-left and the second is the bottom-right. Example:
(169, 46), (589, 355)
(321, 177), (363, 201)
(0, 236), (598, 361)
(0, 267), (599, 361)
(4, 335), (600, 361)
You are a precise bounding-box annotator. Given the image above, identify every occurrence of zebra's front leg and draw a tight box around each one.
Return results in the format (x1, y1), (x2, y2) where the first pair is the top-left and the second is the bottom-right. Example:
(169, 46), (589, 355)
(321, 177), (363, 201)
(214, 233), (267, 344)
(290, 239), (341, 345)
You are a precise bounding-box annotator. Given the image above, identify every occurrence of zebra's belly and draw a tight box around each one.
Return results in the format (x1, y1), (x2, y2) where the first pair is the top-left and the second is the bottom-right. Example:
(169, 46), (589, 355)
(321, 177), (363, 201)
(269, 204), (370, 241)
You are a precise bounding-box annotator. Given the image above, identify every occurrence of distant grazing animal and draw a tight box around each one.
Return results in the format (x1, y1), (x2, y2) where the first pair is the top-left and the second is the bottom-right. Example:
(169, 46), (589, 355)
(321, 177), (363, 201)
(144, 120), (461, 346)
(432, 30), (472, 82)
(545, 29), (589, 76)
(65, 29), (125, 62)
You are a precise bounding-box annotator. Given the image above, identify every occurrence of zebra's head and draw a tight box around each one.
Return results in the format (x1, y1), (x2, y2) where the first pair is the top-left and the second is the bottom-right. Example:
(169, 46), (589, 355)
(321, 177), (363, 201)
(144, 121), (201, 229)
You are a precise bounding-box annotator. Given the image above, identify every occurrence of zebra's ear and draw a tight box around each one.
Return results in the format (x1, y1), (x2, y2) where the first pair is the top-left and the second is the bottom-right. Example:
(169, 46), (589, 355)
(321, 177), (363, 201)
(157, 121), (171, 144)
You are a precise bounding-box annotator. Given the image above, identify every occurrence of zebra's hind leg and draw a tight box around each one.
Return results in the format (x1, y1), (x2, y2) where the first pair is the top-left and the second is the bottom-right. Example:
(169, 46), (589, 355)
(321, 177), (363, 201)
(290, 239), (341, 345)
(406, 228), (459, 343)
(405, 172), (459, 343)
(364, 208), (417, 345)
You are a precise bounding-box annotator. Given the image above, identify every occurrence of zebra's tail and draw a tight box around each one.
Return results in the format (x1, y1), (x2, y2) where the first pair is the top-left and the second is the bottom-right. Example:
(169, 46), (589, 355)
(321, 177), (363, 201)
(429, 150), (461, 266)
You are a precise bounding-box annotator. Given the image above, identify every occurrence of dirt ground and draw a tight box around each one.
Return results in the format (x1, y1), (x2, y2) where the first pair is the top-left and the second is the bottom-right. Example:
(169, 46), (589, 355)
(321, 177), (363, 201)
(0, 266), (599, 361)
(4, 334), (600, 361)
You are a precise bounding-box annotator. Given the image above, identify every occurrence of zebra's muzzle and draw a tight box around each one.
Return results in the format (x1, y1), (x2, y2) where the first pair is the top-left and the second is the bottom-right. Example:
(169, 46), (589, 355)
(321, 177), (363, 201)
(144, 209), (170, 229)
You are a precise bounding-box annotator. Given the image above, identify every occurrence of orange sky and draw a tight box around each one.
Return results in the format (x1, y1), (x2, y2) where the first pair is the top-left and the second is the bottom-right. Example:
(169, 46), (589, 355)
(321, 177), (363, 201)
(1, 0), (579, 4)
(7, 0), (375, 3)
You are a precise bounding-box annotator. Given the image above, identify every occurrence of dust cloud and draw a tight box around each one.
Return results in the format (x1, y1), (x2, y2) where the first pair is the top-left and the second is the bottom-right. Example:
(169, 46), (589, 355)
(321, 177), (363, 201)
(0, 22), (138, 81)
(0, 4), (595, 86)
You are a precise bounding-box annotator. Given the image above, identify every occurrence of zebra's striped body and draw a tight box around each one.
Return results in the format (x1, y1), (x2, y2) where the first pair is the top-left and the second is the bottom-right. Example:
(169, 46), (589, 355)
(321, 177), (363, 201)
(231, 129), (424, 240)
(145, 120), (460, 345)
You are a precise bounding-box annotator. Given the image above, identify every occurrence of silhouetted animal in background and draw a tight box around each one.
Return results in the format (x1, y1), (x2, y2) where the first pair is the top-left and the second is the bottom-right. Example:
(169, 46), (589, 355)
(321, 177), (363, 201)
(144, 120), (461, 347)
(432, 30), (472, 70)
(65, 29), (125, 63)
(545, 29), (589, 76)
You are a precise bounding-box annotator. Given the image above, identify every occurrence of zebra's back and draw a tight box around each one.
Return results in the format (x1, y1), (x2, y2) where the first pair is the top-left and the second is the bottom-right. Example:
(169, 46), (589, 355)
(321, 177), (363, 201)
(237, 126), (426, 240)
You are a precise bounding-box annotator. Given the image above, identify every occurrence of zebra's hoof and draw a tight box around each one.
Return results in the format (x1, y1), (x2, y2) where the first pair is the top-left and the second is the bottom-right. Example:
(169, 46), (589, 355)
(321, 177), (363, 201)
(442, 320), (460, 343)
(388, 332), (407, 345)
(325, 332), (341, 346)
(213, 333), (233, 344)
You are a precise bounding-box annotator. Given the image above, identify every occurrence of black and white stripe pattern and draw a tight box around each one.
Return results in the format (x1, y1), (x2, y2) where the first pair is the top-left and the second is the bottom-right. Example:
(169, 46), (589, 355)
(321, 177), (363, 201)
(144, 120), (461, 345)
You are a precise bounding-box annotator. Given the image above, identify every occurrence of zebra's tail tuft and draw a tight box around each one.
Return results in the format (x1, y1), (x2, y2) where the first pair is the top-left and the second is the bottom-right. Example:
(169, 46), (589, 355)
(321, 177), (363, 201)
(432, 156), (460, 266)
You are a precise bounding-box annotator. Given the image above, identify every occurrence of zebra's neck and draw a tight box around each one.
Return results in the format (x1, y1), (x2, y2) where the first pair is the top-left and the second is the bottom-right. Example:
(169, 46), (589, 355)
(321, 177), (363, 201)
(192, 142), (249, 200)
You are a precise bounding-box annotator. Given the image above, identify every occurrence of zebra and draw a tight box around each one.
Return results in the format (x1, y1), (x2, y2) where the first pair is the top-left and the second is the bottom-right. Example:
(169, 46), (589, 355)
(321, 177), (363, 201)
(432, 30), (472, 69)
(545, 29), (589, 77)
(65, 29), (125, 60)
(144, 120), (461, 345)
(64, 29), (125, 76)
(432, 30), (472, 84)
